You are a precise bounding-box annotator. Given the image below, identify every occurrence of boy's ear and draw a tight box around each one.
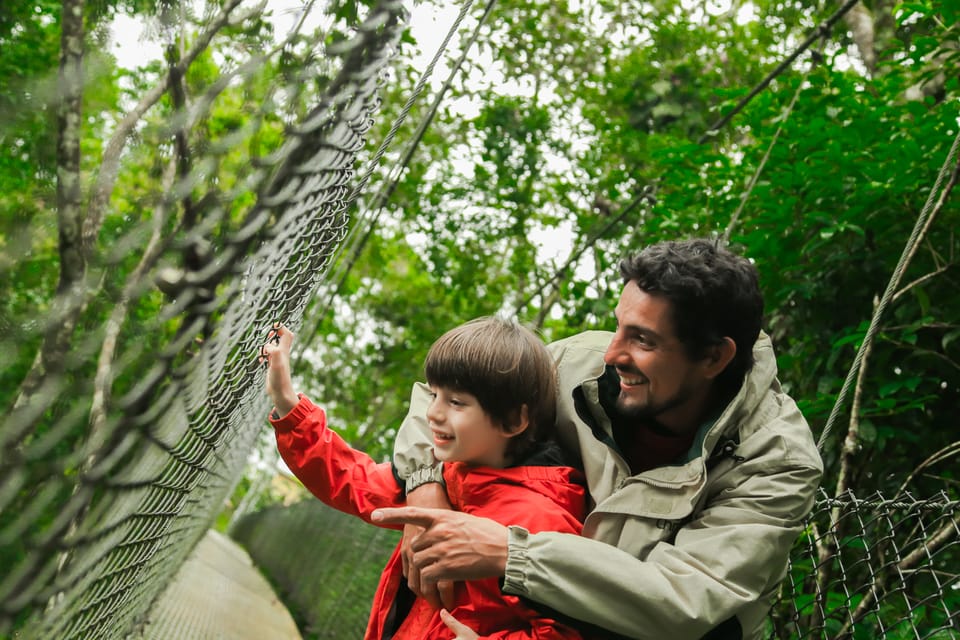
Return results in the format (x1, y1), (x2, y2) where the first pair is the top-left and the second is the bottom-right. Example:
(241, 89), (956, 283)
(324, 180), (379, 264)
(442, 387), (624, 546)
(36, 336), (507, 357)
(503, 404), (530, 438)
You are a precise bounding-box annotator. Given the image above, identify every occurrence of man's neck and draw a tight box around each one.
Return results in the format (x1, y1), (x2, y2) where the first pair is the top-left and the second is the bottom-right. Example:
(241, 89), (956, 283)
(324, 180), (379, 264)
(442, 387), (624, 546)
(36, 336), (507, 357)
(654, 384), (732, 437)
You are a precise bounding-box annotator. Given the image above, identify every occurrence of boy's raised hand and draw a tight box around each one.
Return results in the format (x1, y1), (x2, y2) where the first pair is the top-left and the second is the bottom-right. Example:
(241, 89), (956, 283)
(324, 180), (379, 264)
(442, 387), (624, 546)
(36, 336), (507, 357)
(260, 322), (300, 416)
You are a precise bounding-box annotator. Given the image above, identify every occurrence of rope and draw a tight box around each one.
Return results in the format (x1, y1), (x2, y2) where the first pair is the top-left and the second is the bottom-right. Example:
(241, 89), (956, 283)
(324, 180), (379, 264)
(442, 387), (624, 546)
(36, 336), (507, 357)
(299, 0), (498, 351)
(817, 126), (960, 450)
(720, 50), (814, 244)
(697, 0), (861, 144)
(348, 0), (481, 201)
(324, 0), (481, 280)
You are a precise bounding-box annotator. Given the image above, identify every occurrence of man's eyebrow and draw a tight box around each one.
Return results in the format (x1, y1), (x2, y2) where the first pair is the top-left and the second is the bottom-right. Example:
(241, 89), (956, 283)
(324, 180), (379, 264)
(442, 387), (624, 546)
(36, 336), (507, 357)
(622, 324), (664, 341)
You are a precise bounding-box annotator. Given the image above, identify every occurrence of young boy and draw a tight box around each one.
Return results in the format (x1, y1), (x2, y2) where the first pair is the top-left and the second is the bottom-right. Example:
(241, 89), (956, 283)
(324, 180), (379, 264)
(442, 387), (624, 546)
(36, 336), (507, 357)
(260, 316), (587, 639)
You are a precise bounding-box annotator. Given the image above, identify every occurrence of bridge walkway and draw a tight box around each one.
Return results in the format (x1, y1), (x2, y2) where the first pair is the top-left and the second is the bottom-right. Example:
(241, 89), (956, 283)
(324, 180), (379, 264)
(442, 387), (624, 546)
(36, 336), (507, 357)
(133, 529), (302, 640)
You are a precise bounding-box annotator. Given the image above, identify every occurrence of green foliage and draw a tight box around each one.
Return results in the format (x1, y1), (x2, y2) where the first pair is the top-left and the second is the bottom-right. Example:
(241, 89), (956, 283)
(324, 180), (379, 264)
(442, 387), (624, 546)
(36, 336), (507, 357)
(301, 0), (960, 502)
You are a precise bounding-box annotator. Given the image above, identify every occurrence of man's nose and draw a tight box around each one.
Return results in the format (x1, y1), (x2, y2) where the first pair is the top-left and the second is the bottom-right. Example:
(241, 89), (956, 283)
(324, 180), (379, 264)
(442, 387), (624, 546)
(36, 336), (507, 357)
(604, 333), (626, 366)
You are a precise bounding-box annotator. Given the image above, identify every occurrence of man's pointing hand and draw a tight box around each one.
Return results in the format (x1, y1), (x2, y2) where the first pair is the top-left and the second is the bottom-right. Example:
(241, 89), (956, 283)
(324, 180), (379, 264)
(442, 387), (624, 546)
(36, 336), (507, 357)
(372, 507), (510, 583)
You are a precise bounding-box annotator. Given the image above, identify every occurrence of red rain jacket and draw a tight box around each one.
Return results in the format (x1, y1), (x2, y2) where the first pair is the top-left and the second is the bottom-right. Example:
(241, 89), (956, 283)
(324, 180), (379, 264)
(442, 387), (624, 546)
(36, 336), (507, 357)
(271, 395), (588, 639)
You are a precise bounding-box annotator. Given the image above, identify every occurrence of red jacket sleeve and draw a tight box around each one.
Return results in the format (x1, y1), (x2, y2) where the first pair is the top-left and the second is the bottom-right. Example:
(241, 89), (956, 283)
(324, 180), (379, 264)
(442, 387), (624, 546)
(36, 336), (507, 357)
(270, 395), (404, 527)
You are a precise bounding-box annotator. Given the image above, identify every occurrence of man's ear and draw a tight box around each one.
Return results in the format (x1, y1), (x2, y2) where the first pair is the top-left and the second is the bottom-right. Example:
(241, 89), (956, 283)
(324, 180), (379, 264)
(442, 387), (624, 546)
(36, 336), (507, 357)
(703, 337), (737, 380)
(503, 404), (530, 438)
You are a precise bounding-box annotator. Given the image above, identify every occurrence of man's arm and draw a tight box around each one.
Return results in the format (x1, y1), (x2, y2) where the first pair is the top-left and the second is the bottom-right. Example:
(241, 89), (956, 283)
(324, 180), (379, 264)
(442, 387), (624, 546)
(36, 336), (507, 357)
(376, 459), (821, 639)
(502, 463), (821, 638)
(393, 381), (456, 608)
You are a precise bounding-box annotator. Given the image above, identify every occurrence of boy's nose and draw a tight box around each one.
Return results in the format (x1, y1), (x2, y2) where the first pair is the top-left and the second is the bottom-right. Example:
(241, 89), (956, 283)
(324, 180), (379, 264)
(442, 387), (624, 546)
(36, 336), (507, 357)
(426, 401), (444, 424)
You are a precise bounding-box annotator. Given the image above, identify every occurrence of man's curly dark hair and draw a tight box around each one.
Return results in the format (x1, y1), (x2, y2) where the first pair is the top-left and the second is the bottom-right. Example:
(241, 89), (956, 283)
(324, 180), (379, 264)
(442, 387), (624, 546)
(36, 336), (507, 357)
(619, 238), (764, 396)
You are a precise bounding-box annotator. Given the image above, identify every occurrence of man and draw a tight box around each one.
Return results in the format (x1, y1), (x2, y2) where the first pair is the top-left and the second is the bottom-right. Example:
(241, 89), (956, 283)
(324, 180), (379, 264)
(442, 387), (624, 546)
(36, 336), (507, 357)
(373, 238), (823, 639)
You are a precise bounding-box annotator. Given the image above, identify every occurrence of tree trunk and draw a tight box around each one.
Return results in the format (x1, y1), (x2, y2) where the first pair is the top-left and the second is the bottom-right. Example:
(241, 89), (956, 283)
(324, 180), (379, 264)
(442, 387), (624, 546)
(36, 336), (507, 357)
(11, 0), (87, 414)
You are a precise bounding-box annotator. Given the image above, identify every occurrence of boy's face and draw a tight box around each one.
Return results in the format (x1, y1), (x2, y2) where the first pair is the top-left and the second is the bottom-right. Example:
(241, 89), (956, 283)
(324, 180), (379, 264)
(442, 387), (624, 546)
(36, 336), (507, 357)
(427, 385), (512, 468)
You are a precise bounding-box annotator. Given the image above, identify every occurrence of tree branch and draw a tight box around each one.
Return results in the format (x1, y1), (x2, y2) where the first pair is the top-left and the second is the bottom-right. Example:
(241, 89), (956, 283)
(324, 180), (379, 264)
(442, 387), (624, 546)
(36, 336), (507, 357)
(87, 158), (179, 456)
(895, 440), (960, 500)
(81, 0), (250, 251)
(811, 298), (877, 630)
(892, 262), (955, 303)
(842, 0), (877, 74)
(8, 0), (261, 429)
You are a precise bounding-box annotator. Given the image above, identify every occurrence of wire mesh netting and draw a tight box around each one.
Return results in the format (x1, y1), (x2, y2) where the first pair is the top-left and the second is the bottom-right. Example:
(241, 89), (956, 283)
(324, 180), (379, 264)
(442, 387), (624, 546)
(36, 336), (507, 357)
(770, 489), (959, 639)
(231, 499), (401, 638)
(0, 1), (408, 638)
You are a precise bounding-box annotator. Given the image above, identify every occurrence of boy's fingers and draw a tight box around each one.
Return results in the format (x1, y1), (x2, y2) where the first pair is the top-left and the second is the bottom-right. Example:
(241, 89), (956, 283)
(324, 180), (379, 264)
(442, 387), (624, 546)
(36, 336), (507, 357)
(276, 324), (295, 347)
(261, 343), (280, 358)
(440, 609), (477, 639)
(261, 323), (295, 356)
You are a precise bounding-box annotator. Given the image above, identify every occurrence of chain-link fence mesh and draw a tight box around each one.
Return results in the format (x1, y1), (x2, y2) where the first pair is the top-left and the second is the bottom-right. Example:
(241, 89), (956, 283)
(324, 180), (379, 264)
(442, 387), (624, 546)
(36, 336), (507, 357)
(0, 2), (408, 638)
(231, 499), (401, 638)
(770, 490), (959, 639)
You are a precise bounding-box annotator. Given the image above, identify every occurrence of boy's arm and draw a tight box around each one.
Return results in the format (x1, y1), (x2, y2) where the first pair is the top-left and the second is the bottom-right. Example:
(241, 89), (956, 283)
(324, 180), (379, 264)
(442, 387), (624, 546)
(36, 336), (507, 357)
(271, 395), (404, 526)
(261, 324), (403, 522)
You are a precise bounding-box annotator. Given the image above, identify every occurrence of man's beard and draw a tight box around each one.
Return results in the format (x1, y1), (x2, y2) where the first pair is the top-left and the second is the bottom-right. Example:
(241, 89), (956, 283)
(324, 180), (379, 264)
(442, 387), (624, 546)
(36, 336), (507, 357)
(614, 384), (693, 424)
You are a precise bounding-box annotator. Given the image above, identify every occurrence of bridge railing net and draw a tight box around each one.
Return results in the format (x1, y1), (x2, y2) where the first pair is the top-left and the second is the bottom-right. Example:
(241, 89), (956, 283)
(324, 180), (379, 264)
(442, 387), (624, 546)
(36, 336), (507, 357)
(769, 489), (959, 639)
(0, 2), (408, 639)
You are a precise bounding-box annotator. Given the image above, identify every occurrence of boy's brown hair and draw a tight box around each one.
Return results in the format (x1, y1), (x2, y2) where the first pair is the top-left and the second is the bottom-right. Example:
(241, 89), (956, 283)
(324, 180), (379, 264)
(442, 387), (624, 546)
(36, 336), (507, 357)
(424, 316), (557, 461)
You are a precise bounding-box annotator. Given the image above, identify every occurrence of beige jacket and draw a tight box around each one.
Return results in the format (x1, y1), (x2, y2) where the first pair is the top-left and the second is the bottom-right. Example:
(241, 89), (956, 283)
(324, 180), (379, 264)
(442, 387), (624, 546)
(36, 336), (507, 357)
(394, 331), (823, 639)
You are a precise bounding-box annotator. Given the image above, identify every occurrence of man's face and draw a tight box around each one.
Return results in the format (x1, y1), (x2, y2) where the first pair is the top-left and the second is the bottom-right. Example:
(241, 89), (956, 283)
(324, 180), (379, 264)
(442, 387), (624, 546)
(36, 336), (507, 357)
(603, 282), (716, 433)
